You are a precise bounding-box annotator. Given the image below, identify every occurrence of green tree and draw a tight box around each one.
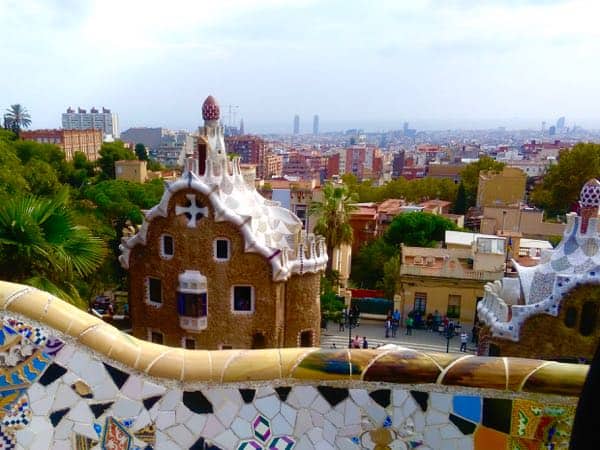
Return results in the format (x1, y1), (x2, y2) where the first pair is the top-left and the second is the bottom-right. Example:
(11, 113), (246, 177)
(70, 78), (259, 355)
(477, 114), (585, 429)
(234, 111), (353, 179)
(97, 141), (136, 179)
(135, 143), (149, 161)
(460, 157), (505, 208)
(531, 143), (600, 216)
(380, 254), (400, 300)
(0, 189), (106, 307)
(0, 138), (29, 200)
(350, 238), (397, 289)
(309, 183), (357, 271)
(3, 104), (31, 135)
(385, 211), (459, 248)
(453, 181), (467, 214)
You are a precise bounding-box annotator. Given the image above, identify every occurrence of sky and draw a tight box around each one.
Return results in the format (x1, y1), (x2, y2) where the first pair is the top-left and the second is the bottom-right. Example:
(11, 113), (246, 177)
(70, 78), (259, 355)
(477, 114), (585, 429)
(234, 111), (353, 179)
(2, 0), (600, 133)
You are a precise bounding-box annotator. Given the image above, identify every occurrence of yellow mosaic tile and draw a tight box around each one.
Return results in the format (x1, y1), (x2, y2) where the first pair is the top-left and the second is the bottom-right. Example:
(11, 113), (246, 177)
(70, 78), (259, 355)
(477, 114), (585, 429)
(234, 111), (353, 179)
(0, 281), (31, 309)
(134, 341), (170, 373)
(182, 350), (211, 381)
(279, 348), (317, 378)
(223, 349), (282, 382)
(522, 362), (588, 396)
(208, 349), (242, 382)
(146, 348), (185, 379)
(107, 333), (142, 368)
(348, 349), (382, 380)
(4, 287), (51, 321)
(72, 380), (92, 397)
(78, 324), (121, 355)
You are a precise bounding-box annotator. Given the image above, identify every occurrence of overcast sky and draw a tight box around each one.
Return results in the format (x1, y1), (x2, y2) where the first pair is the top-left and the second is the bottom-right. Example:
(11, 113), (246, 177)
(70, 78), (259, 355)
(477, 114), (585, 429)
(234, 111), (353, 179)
(2, 0), (600, 132)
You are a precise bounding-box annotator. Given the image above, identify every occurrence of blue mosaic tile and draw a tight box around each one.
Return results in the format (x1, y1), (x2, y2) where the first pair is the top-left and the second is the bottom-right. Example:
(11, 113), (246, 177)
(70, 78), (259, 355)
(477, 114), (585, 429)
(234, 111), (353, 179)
(453, 395), (481, 423)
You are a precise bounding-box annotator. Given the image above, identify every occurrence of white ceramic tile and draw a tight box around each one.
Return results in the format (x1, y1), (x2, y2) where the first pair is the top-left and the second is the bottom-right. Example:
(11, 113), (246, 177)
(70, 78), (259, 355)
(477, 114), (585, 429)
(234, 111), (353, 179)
(66, 351), (92, 376)
(365, 401), (386, 424)
(392, 389), (409, 407)
(315, 439), (335, 450)
(311, 394), (331, 414)
(289, 386), (318, 408)
(51, 383), (79, 411)
(167, 423), (196, 448)
(214, 429), (239, 449)
(456, 436), (474, 450)
(281, 402), (297, 428)
(338, 424), (362, 437)
(53, 418), (74, 440)
(349, 389), (370, 407)
(294, 409), (313, 436)
(310, 410), (325, 427)
(202, 414), (225, 439)
(322, 419), (337, 444)
(51, 439), (70, 450)
(14, 428), (35, 448)
(92, 378), (119, 401)
(111, 397), (142, 418)
(27, 383), (46, 403)
(402, 397), (417, 419)
(120, 375), (144, 400)
(158, 389), (181, 411)
(441, 423), (464, 439)
(239, 404), (258, 422)
(72, 422), (99, 440)
(426, 410), (447, 425)
(31, 393), (54, 416)
(256, 386), (275, 398)
(231, 417), (252, 439)
(216, 400), (240, 427)
(271, 413), (294, 436)
(294, 434), (314, 450)
(53, 343), (76, 366)
(132, 408), (152, 431)
(413, 410), (425, 433)
(185, 412), (207, 432)
(67, 400), (94, 423)
(430, 393), (452, 413)
(60, 372), (78, 386)
(255, 394), (280, 419)
(155, 431), (180, 450)
(324, 409), (344, 427)
(344, 401), (361, 426)
(424, 427), (442, 449)
(175, 403), (192, 423)
(156, 410), (176, 430)
(308, 427), (324, 444)
(141, 380), (166, 397)
(81, 361), (106, 387)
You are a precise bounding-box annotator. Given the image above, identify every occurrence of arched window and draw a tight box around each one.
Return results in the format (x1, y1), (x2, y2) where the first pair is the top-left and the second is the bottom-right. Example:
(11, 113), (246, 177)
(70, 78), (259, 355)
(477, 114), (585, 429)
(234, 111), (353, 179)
(300, 330), (314, 347)
(564, 307), (578, 328)
(579, 302), (598, 336)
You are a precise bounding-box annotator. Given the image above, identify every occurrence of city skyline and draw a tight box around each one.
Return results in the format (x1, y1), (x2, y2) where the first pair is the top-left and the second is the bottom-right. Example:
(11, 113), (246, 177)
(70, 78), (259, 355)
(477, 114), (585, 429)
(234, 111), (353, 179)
(2, 0), (600, 132)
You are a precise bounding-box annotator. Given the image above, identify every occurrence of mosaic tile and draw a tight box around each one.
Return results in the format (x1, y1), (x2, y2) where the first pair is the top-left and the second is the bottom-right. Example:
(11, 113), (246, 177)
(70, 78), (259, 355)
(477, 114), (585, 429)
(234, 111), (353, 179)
(363, 351), (441, 384)
(90, 401), (113, 419)
(103, 363), (130, 389)
(410, 391), (428, 412)
(292, 350), (351, 380)
(448, 414), (476, 435)
(72, 380), (93, 399)
(143, 395), (161, 411)
(183, 391), (213, 414)
(239, 389), (256, 404)
(369, 390), (390, 408)
(482, 398), (512, 434)
(37, 363), (66, 386)
(453, 395), (481, 424)
(72, 433), (98, 450)
(101, 417), (132, 450)
(474, 425), (507, 449)
(274, 387), (291, 402)
(49, 407), (69, 427)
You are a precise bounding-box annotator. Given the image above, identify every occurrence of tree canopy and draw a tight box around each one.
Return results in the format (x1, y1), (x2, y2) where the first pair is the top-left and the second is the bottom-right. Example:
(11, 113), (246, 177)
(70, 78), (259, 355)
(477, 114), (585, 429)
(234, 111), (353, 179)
(385, 211), (459, 248)
(3, 104), (32, 135)
(531, 143), (600, 216)
(97, 141), (136, 179)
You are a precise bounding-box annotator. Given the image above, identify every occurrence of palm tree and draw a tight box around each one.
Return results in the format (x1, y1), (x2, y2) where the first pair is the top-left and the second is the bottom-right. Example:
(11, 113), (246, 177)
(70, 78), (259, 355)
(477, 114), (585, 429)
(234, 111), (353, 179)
(0, 188), (106, 307)
(309, 183), (358, 273)
(4, 104), (32, 135)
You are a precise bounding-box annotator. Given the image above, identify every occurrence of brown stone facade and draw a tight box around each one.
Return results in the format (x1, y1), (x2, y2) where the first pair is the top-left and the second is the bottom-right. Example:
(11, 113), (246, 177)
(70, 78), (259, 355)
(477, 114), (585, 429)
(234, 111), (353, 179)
(479, 284), (600, 362)
(128, 187), (320, 349)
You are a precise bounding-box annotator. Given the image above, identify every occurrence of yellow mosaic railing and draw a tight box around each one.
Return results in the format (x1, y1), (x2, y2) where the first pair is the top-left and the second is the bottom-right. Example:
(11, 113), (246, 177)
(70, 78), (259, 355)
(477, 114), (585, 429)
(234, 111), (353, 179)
(0, 281), (588, 396)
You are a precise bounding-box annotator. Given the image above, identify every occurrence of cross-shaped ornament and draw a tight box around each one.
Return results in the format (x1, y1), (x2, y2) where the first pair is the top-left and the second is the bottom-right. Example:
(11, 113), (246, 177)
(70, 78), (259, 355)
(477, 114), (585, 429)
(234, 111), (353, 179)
(176, 194), (208, 228)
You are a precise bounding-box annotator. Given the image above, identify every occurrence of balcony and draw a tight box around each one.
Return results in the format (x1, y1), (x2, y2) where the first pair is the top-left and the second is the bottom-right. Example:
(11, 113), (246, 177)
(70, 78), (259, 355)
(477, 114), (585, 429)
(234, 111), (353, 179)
(179, 315), (207, 332)
(400, 264), (503, 281)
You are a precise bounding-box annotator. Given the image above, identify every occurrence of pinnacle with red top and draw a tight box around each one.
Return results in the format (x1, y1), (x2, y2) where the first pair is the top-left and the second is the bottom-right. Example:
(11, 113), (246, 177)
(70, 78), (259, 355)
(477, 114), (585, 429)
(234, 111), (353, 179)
(202, 95), (220, 121)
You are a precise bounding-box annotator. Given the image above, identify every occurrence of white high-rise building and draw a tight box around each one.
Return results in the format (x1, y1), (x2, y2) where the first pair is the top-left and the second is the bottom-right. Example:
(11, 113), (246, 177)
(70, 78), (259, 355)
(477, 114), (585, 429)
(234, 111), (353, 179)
(62, 107), (119, 139)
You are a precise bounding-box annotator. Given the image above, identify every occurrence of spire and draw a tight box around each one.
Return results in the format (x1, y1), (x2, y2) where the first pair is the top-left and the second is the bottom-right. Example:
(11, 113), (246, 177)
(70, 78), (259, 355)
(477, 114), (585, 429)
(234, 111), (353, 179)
(202, 95), (220, 121)
(579, 178), (600, 233)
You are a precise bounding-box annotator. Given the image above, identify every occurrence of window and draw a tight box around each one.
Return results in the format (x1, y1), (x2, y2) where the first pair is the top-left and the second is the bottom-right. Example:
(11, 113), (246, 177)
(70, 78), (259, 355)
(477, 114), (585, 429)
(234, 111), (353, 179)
(150, 330), (163, 344)
(579, 302), (598, 336)
(184, 338), (196, 349)
(477, 238), (505, 255)
(161, 235), (174, 258)
(252, 333), (266, 349)
(414, 293), (427, 314)
(147, 277), (162, 304)
(564, 307), (577, 328)
(233, 286), (254, 312)
(214, 239), (230, 261)
(177, 292), (207, 317)
(300, 330), (314, 347)
(414, 256), (424, 265)
(447, 295), (461, 319)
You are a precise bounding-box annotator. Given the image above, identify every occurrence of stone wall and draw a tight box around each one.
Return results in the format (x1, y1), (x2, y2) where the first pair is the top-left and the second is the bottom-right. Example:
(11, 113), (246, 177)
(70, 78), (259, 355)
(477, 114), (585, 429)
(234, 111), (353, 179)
(283, 272), (321, 347)
(0, 281), (588, 449)
(480, 284), (600, 361)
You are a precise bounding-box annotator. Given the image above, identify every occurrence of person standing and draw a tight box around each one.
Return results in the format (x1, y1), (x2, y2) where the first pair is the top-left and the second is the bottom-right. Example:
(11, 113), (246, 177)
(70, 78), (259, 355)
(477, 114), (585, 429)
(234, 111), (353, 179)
(362, 336), (368, 349)
(460, 331), (468, 352)
(385, 318), (391, 338)
(406, 315), (413, 336)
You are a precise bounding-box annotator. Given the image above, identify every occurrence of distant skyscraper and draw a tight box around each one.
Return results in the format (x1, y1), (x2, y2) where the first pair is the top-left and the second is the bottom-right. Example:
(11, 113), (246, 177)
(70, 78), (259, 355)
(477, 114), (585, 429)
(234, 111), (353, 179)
(293, 115), (300, 135)
(312, 115), (319, 135)
(239, 118), (244, 135)
(549, 125), (556, 136)
(403, 122), (409, 135)
(557, 116), (565, 131)
(62, 107), (119, 138)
